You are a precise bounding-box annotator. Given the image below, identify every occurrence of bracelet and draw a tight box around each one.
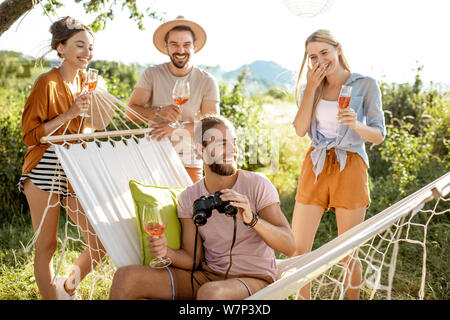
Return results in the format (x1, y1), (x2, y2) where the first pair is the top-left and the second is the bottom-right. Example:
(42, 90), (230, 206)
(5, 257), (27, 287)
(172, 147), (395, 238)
(243, 212), (259, 228)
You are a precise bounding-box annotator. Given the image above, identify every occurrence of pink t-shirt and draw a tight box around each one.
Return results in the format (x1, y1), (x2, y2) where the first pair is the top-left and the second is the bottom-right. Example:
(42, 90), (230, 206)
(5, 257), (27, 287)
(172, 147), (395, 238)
(177, 170), (280, 281)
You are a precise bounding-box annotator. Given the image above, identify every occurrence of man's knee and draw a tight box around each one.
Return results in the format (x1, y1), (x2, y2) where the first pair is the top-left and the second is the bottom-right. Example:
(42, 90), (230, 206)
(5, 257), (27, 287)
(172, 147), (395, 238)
(196, 281), (235, 300)
(197, 281), (221, 300)
(110, 265), (140, 299)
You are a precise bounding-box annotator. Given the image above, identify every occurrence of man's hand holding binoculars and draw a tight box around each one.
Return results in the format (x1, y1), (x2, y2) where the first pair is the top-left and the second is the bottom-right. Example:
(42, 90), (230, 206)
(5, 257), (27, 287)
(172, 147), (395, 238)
(219, 189), (253, 225)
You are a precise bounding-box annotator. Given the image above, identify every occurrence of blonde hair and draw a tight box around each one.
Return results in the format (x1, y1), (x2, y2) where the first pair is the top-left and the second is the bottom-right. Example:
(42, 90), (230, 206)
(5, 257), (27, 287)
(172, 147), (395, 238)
(295, 29), (351, 118)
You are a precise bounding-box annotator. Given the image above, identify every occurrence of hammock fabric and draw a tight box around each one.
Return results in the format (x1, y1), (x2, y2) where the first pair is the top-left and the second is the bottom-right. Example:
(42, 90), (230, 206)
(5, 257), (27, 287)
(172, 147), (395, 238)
(55, 137), (192, 268)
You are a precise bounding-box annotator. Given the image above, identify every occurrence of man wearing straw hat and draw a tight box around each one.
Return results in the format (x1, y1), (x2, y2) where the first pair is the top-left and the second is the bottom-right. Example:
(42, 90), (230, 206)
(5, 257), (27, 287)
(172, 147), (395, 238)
(127, 16), (220, 183)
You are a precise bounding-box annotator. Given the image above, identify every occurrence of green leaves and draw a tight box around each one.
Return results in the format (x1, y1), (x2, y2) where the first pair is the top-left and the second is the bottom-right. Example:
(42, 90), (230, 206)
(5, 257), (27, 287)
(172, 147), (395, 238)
(69, 0), (164, 32)
(367, 66), (450, 215)
(219, 67), (275, 172)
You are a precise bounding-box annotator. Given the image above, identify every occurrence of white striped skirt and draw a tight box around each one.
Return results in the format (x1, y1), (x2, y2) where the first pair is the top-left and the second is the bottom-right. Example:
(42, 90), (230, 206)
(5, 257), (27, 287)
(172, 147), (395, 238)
(18, 146), (75, 197)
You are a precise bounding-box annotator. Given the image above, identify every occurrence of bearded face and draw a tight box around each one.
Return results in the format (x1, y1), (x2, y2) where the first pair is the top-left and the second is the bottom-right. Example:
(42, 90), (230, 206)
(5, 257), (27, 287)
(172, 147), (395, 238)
(166, 30), (195, 69)
(209, 162), (237, 176)
(169, 51), (190, 69)
(202, 124), (238, 176)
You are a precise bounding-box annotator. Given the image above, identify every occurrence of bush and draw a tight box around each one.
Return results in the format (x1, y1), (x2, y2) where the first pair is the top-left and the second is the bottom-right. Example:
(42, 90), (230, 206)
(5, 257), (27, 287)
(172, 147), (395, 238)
(367, 67), (449, 217)
(219, 66), (275, 172)
(0, 88), (28, 222)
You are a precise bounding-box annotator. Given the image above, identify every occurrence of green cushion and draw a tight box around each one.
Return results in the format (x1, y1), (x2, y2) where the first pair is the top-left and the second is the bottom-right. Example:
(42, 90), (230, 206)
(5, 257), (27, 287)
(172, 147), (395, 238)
(129, 180), (185, 266)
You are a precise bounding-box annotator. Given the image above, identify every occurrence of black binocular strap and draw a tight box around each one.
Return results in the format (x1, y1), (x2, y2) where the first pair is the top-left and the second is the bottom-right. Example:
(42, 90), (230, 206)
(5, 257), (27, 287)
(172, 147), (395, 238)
(224, 216), (237, 279)
(191, 225), (200, 299)
(190, 216), (238, 299)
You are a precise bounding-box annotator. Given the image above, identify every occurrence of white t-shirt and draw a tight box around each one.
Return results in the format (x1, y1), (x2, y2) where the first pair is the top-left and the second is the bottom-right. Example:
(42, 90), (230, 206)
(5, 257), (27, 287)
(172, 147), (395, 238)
(135, 63), (220, 168)
(315, 99), (338, 139)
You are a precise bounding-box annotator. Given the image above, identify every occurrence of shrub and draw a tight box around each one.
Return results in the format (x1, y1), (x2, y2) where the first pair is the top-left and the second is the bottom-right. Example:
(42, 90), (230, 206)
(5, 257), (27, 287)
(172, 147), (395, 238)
(219, 66), (274, 172)
(367, 67), (449, 217)
(0, 87), (28, 222)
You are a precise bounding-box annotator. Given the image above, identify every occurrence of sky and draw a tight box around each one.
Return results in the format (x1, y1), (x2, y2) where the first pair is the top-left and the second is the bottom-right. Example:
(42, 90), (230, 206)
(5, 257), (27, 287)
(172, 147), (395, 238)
(0, 0), (449, 85)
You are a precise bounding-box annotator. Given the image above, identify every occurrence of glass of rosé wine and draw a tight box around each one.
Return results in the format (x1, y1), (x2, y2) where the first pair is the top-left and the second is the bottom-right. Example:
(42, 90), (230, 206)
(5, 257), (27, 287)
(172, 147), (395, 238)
(142, 205), (171, 268)
(336, 85), (352, 137)
(78, 68), (98, 118)
(169, 79), (190, 129)
(85, 68), (98, 93)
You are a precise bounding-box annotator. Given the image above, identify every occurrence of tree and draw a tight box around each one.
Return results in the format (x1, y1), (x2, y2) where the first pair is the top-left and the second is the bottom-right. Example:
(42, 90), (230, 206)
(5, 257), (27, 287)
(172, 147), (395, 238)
(0, 0), (163, 37)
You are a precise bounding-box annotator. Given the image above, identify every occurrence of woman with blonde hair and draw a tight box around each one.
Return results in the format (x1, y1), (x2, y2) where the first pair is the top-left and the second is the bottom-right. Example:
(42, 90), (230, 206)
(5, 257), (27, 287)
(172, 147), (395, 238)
(18, 16), (105, 299)
(291, 29), (386, 299)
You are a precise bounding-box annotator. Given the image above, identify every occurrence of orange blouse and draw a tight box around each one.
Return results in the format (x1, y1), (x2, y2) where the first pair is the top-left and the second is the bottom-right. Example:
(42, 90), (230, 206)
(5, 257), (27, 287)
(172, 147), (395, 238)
(21, 67), (84, 174)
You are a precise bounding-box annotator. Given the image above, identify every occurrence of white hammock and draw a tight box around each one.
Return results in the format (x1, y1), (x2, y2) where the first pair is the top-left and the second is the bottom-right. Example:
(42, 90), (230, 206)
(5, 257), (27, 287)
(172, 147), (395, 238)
(55, 137), (192, 268)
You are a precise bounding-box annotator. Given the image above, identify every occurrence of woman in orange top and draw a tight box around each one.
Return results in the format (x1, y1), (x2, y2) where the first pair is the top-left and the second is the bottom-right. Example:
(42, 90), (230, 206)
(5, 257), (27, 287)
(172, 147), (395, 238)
(18, 16), (105, 300)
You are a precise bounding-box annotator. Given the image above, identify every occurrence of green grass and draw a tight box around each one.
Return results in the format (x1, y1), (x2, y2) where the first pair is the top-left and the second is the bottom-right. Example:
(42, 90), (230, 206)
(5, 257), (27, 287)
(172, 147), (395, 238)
(0, 214), (115, 300)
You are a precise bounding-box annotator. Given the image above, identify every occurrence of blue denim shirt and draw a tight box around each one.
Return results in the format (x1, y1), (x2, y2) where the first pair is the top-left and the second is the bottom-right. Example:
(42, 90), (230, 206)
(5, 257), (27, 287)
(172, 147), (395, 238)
(307, 73), (386, 180)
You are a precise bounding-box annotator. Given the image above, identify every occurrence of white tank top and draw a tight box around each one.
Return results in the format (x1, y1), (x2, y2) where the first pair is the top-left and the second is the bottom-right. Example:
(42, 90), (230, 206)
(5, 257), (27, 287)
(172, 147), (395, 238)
(315, 99), (338, 139)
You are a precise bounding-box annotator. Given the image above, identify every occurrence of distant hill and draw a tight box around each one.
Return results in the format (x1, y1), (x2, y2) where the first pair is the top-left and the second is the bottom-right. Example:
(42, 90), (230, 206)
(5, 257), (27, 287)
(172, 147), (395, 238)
(200, 60), (297, 93)
(46, 58), (296, 94)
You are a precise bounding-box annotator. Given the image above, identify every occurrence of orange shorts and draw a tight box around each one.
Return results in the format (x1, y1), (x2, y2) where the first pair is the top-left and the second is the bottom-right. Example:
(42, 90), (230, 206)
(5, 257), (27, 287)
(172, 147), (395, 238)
(295, 147), (370, 212)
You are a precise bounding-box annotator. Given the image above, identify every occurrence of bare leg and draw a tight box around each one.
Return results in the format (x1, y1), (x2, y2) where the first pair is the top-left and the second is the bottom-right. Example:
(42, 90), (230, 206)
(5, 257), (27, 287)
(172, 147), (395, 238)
(291, 202), (325, 300)
(109, 265), (173, 300)
(196, 277), (269, 300)
(335, 206), (366, 300)
(23, 179), (61, 300)
(62, 196), (106, 295)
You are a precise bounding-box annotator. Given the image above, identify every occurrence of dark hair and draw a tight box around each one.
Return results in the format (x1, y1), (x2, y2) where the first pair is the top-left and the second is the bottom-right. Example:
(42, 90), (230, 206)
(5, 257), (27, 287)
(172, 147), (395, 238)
(50, 16), (94, 58)
(194, 115), (234, 147)
(164, 25), (195, 43)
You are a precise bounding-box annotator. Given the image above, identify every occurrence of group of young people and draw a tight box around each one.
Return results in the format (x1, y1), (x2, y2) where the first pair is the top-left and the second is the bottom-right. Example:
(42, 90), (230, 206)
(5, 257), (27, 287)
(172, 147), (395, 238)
(18, 15), (386, 300)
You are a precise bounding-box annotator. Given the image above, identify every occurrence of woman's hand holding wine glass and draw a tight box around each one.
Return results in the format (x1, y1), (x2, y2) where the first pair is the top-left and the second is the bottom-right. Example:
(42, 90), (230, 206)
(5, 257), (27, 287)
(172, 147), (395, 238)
(66, 93), (90, 120)
(336, 85), (357, 136)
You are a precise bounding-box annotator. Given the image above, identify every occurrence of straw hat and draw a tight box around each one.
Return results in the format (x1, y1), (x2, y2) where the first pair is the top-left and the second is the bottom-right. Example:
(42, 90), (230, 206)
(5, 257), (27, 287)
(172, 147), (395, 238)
(153, 16), (207, 55)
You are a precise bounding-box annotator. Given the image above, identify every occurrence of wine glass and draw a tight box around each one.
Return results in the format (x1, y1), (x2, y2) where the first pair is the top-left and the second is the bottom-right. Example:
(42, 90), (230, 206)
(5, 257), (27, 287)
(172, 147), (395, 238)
(85, 68), (98, 93)
(336, 85), (352, 138)
(78, 68), (98, 118)
(142, 205), (171, 268)
(169, 79), (190, 129)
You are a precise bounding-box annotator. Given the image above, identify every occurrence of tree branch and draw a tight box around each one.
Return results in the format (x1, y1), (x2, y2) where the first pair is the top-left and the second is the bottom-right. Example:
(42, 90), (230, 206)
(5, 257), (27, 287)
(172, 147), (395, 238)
(0, 0), (163, 38)
(0, 0), (41, 37)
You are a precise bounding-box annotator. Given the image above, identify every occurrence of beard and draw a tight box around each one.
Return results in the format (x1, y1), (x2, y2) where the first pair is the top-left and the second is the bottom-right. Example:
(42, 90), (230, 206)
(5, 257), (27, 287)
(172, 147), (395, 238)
(209, 163), (237, 176)
(169, 53), (190, 69)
